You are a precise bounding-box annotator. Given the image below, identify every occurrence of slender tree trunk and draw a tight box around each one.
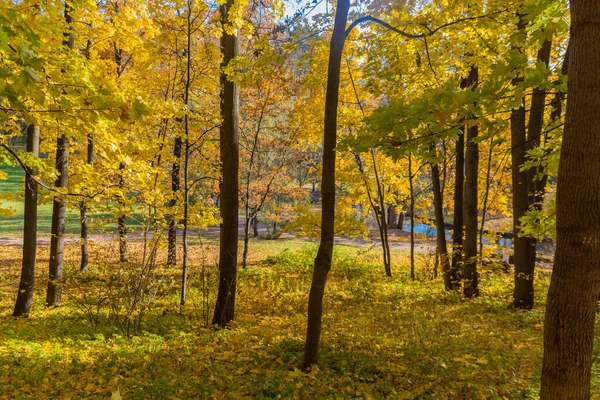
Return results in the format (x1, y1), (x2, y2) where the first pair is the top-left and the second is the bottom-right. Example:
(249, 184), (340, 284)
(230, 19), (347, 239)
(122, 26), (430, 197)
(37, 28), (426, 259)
(79, 133), (93, 272)
(14, 125), (39, 317)
(463, 66), (479, 298)
(180, 0), (193, 306)
(242, 211), (251, 269)
(212, 0), (240, 327)
(302, 0), (349, 371)
(168, 136), (182, 267)
(47, 3), (73, 307)
(479, 140), (494, 256)
(118, 162), (128, 262)
(371, 149), (392, 277)
(408, 153), (416, 281)
(540, 3), (600, 396)
(431, 145), (455, 290)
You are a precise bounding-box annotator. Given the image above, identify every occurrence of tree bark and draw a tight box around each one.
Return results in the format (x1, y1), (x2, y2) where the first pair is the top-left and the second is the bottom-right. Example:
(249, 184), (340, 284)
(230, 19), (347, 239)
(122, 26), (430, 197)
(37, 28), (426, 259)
(431, 145), (455, 290)
(540, 2), (600, 397)
(168, 135), (182, 267)
(408, 153), (416, 281)
(14, 125), (39, 317)
(118, 162), (128, 263)
(47, 2), (73, 307)
(451, 80), (467, 280)
(463, 66), (479, 298)
(212, 0), (240, 327)
(80, 133), (93, 272)
(302, 0), (349, 371)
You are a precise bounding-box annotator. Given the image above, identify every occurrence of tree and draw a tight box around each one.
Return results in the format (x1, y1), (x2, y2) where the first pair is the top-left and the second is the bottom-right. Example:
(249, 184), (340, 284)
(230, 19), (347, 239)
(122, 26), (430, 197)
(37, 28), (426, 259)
(46, 1), (74, 307)
(212, 0), (240, 327)
(462, 65), (480, 299)
(302, 0), (350, 370)
(540, 0), (600, 397)
(13, 125), (39, 317)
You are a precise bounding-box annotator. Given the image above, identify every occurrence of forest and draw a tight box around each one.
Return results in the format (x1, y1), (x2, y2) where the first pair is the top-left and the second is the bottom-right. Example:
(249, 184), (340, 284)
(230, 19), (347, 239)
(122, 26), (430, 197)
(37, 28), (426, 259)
(0, 0), (599, 398)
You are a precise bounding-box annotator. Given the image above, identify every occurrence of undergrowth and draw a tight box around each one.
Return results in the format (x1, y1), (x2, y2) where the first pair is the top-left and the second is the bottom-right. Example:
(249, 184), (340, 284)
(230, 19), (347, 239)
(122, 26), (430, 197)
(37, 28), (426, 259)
(0, 238), (598, 399)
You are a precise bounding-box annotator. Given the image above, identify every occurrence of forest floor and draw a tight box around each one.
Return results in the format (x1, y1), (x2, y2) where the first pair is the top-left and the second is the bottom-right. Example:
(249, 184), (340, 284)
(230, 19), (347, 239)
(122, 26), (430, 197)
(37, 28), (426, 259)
(0, 238), (597, 399)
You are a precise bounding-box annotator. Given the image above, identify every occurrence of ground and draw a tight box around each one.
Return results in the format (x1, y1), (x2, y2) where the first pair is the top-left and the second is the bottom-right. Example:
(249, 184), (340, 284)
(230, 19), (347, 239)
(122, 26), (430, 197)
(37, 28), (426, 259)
(1, 236), (599, 399)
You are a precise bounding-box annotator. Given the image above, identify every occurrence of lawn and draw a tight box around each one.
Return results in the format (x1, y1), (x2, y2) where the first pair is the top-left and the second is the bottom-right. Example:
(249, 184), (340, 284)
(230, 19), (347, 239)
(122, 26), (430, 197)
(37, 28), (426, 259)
(1, 237), (598, 399)
(0, 165), (145, 234)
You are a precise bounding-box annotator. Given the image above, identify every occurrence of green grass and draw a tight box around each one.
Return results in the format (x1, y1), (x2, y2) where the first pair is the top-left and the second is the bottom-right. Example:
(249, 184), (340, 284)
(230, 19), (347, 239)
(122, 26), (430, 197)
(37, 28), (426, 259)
(0, 165), (145, 234)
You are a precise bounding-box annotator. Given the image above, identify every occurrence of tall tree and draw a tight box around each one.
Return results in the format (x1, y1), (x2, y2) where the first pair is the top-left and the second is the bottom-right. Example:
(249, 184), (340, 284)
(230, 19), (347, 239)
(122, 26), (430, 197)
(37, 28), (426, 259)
(46, 1), (74, 307)
(212, 0), (240, 327)
(462, 64), (479, 298)
(302, 0), (350, 370)
(510, 12), (552, 309)
(540, 0), (600, 396)
(430, 143), (455, 290)
(13, 125), (40, 317)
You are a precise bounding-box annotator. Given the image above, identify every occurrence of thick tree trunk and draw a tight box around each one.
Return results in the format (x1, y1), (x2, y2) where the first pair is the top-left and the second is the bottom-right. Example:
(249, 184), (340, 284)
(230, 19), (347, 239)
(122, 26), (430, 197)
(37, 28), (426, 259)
(451, 94), (466, 279)
(168, 136), (182, 267)
(463, 66), (479, 298)
(46, 1), (74, 307)
(212, 0), (240, 327)
(540, 3), (600, 397)
(431, 146), (455, 290)
(14, 125), (39, 317)
(302, 0), (349, 371)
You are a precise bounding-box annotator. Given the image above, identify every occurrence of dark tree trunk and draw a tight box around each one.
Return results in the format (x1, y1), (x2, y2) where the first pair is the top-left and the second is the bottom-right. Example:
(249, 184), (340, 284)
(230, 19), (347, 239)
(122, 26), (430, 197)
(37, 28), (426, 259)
(431, 145), (456, 290)
(212, 0), (240, 327)
(463, 66), (479, 298)
(47, 1), (74, 307)
(253, 216), (259, 237)
(180, 0), (192, 306)
(398, 212), (405, 230)
(408, 153), (416, 281)
(540, 3), (600, 396)
(302, 0), (349, 371)
(510, 19), (551, 309)
(168, 135), (182, 267)
(80, 133), (93, 272)
(388, 205), (397, 228)
(451, 84), (466, 279)
(14, 125), (39, 317)
(118, 162), (128, 263)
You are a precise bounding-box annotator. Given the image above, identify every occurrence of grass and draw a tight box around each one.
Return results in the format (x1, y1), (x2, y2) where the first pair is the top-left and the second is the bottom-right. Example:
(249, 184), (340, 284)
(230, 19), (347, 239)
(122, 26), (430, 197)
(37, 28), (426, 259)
(0, 165), (146, 234)
(1, 236), (599, 399)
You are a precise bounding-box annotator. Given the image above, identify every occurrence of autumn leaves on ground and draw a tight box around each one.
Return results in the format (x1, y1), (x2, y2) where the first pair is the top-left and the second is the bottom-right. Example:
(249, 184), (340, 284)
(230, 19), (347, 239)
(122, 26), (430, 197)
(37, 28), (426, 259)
(1, 237), (579, 399)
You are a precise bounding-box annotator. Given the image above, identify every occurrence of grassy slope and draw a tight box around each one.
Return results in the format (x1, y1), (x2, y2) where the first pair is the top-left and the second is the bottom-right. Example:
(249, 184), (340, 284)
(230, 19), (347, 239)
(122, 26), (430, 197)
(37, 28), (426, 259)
(0, 165), (144, 234)
(0, 238), (598, 399)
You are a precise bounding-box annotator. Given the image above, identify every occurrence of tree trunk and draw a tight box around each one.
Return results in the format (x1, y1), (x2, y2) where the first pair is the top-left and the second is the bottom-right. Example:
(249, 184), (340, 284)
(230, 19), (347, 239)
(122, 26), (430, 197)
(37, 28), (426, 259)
(168, 135), (182, 267)
(212, 0), (240, 327)
(451, 90), (466, 279)
(14, 125), (39, 317)
(180, 0), (192, 306)
(302, 0), (349, 371)
(463, 66), (479, 298)
(118, 162), (128, 263)
(46, 1), (74, 307)
(80, 133), (93, 272)
(253, 216), (259, 237)
(431, 145), (455, 290)
(479, 139), (494, 256)
(408, 153), (416, 281)
(540, 2), (600, 396)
